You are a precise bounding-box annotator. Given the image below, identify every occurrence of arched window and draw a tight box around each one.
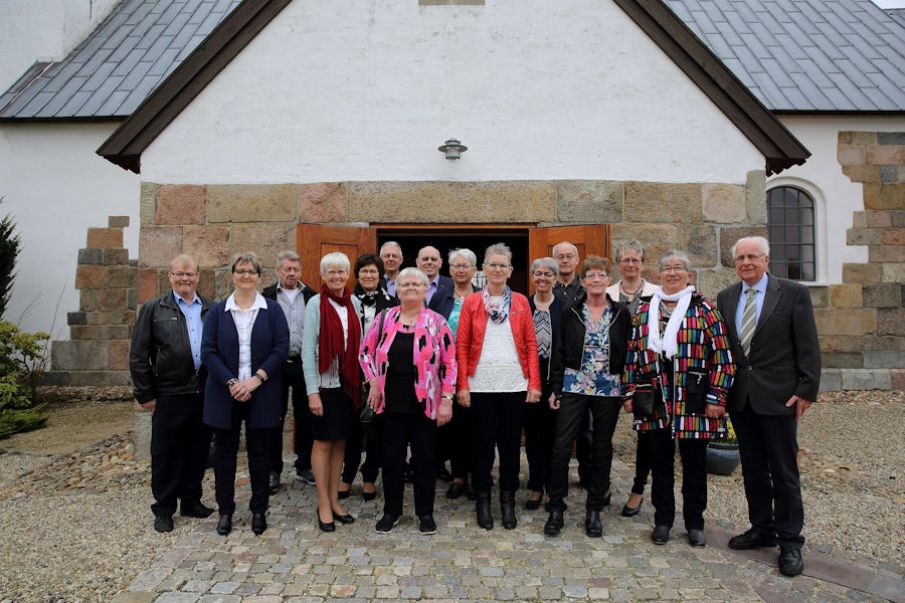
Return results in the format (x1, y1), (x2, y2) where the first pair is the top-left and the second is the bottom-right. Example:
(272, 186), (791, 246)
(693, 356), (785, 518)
(766, 186), (816, 281)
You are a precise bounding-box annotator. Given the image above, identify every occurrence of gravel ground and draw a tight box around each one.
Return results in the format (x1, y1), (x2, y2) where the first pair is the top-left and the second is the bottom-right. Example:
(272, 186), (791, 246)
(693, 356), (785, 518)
(0, 390), (902, 601)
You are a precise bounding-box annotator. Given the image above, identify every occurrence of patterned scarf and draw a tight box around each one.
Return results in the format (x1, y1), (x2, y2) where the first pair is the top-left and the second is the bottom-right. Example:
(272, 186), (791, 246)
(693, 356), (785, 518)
(318, 284), (362, 407)
(354, 283), (379, 308)
(482, 285), (512, 324)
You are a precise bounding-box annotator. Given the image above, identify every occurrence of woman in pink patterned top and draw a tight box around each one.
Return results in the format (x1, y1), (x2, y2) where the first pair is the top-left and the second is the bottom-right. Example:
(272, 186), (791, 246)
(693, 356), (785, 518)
(358, 267), (457, 534)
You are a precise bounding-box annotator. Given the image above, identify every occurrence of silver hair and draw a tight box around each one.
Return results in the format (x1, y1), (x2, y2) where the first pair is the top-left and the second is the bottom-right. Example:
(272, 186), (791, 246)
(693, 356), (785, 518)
(276, 250), (300, 264)
(730, 236), (770, 259)
(552, 241), (579, 257)
(658, 250), (693, 273)
(448, 248), (477, 267)
(614, 239), (645, 262)
(231, 252), (263, 274)
(395, 267), (430, 288)
(530, 257), (559, 276)
(483, 242), (513, 264)
(170, 253), (198, 272)
(319, 251), (351, 274)
(379, 240), (402, 255)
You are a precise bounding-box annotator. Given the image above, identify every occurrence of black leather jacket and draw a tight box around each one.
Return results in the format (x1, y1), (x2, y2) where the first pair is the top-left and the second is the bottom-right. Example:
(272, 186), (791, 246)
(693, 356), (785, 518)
(129, 291), (211, 403)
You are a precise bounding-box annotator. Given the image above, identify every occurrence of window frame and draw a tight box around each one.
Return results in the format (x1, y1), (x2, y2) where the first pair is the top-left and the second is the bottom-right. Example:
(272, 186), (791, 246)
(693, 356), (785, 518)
(764, 178), (826, 284)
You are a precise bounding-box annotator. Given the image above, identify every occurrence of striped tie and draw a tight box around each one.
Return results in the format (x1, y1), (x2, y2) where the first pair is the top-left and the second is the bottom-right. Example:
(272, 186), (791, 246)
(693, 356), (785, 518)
(739, 287), (758, 356)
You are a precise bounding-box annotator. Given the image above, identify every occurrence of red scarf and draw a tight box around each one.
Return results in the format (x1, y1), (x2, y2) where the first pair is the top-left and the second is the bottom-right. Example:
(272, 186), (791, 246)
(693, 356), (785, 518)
(318, 284), (362, 408)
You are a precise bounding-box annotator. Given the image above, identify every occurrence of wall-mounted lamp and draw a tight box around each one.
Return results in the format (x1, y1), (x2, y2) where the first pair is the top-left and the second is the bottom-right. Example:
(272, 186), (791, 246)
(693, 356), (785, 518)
(438, 138), (468, 160)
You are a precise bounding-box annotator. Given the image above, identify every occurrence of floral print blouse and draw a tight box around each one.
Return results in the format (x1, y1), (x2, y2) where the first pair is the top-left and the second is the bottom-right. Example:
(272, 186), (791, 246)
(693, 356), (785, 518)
(563, 305), (622, 397)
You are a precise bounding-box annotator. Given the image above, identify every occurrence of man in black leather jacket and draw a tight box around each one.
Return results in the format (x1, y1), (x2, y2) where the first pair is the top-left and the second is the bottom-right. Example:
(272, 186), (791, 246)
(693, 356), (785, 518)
(130, 254), (213, 533)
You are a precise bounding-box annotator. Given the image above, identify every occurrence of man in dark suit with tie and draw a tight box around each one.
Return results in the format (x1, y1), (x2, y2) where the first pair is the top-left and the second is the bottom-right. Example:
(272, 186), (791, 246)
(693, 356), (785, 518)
(417, 245), (453, 306)
(717, 236), (820, 577)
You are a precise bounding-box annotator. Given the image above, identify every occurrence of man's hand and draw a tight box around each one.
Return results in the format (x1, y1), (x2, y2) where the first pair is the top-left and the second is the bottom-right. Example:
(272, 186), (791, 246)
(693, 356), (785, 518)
(140, 399), (157, 413)
(456, 390), (471, 408)
(622, 399), (632, 414)
(549, 393), (561, 410)
(785, 395), (813, 420)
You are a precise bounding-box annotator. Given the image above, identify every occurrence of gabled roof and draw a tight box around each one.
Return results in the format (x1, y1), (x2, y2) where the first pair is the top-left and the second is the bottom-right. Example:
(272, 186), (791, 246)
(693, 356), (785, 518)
(99, 0), (809, 175)
(0, 0), (241, 121)
(667, 0), (905, 113)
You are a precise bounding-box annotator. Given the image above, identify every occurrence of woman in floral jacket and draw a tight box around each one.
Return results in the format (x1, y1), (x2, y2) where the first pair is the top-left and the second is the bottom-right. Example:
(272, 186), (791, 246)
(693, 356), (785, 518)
(623, 250), (735, 548)
(359, 267), (457, 535)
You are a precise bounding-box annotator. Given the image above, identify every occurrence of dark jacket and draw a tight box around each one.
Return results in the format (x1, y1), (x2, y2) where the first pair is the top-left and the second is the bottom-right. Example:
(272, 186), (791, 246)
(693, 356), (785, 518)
(428, 274), (455, 307)
(262, 281), (316, 304)
(130, 291), (211, 404)
(527, 294), (565, 385)
(201, 298), (289, 429)
(429, 283), (479, 319)
(550, 291), (632, 394)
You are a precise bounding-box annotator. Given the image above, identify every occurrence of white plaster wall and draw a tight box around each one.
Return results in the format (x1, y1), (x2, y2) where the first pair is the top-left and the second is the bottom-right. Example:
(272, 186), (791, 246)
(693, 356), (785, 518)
(0, 0), (120, 91)
(143, 0), (763, 184)
(0, 123), (139, 338)
(772, 116), (905, 285)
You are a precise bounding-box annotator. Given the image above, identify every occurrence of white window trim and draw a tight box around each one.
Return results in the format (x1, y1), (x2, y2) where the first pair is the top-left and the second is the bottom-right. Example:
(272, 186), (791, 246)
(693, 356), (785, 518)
(765, 176), (828, 286)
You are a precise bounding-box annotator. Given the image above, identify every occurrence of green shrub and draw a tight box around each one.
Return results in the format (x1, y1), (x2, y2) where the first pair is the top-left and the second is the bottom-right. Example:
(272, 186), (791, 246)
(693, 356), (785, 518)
(0, 321), (48, 438)
(0, 197), (20, 319)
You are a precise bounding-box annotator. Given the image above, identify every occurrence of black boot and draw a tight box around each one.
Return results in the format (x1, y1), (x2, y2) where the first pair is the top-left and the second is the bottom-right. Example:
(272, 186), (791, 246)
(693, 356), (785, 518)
(500, 490), (517, 530)
(475, 492), (493, 530)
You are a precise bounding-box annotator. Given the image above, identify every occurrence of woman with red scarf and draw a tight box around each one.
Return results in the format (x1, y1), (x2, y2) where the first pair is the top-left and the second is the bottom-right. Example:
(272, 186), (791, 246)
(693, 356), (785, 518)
(302, 252), (363, 532)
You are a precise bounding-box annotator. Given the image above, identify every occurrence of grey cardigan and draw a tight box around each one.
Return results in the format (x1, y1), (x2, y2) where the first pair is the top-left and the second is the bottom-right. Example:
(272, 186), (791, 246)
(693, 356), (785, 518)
(302, 293), (363, 395)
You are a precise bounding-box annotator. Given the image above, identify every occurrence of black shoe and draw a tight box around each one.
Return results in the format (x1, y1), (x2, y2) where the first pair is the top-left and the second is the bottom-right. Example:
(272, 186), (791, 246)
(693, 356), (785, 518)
(362, 487), (377, 502)
(153, 515), (174, 533)
(180, 501), (214, 518)
(375, 514), (398, 533)
(585, 510), (603, 538)
(728, 528), (778, 550)
(295, 468), (316, 485)
(651, 525), (670, 545)
(779, 546), (804, 577)
(621, 498), (643, 517)
(334, 513), (355, 525)
(544, 509), (564, 536)
(268, 471), (280, 494)
(216, 514), (232, 536)
(251, 512), (267, 535)
(500, 490), (517, 530)
(524, 496), (542, 511)
(338, 489), (351, 500)
(476, 493), (493, 530)
(317, 512), (335, 533)
(419, 515), (437, 534)
(447, 482), (466, 499)
(438, 466), (453, 482)
(466, 485), (476, 500)
(687, 528), (706, 547)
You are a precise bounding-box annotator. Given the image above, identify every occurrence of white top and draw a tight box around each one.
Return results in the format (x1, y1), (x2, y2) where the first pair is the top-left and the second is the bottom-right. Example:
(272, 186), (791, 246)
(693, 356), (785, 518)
(468, 318), (528, 393)
(225, 292), (268, 380)
(282, 286), (301, 303)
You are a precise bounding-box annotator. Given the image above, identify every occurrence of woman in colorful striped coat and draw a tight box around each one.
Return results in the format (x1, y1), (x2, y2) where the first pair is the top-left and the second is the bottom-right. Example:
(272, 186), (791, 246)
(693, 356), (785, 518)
(623, 250), (735, 548)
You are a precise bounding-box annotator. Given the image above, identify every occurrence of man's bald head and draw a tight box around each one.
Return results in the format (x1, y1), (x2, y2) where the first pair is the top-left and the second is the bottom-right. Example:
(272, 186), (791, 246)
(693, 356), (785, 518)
(416, 246), (443, 279)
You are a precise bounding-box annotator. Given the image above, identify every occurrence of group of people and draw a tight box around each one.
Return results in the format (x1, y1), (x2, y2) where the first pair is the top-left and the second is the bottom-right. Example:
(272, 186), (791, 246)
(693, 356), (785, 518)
(131, 234), (819, 578)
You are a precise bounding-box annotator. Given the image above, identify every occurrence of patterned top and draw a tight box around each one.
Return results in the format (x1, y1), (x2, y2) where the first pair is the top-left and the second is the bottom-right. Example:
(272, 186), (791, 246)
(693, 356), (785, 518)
(563, 305), (621, 397)
(447, 297), (464, 339)
(358, 306), (457, 420)
(623, 292), (736, 439)
(533, 308), (552, 359)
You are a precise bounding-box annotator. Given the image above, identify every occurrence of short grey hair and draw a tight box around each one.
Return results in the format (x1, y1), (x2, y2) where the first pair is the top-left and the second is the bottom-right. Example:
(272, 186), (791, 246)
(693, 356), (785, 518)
(276, 250), (300, 264)
(658, 250), (692, 273)
(614, 239), (645, 262)
(396, 267), (430, 288)
(552, 241), (579, 257)
(170, 253), (198, 272)
(530, 257), (559, 275)
(483, 242), (513, 265)
(231, 252), (262, 275)
(730, 236), (770, 259)
(319, 251), (351, 274)
(379, 240), (402, 255)
(448, 248), (477, 267)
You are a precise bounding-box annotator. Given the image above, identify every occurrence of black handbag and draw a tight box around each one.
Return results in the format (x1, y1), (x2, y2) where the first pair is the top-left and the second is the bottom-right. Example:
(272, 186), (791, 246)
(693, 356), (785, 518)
(632, 383), (657, 418)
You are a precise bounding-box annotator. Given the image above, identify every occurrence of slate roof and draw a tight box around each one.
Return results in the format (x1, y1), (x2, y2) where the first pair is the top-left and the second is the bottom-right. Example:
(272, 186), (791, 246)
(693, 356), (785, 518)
(666, 0), (905, 112)
(0, 0), (241, 120)
(889, 9), (905, 28)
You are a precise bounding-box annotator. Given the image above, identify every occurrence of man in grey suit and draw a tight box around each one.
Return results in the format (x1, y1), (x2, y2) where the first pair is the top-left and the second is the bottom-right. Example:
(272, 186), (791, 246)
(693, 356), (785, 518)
(717, 236), (820, 577)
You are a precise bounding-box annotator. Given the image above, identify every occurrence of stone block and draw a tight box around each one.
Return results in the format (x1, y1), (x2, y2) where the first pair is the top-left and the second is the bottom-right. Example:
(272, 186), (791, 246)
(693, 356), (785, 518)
(79, 289), (98, 311)
(207, 184), (297, 223)
(51, 340), (108, 371)
(702, 183), (746, 223)
(838, 132), (853, 145)
(719, 226), (769, 267)
(850, 132), (877, 145)
(867, 335), (905, 351)
(881, 166), (898, 183)
(137, 269), (159, 303)
(128, 288), (137, 310)
(140, 183), (159, 227)
(155, 184), (205, 225)
(881, 228), (905, 245)
(837, 144), (865, 166)
(556, 181), (624, 223)
(214, 268), (235, 300)
(841, 165), (882, 183)
(746, 171), (767, 226)
(106, 266), (136, 289)
(841, 369), (891, 391)
(102, 248), (130, 266)
(851, 211), (867, 228)
(869, 245), (905, 263)
(878, 132), (905, 145)
(821, 353), (863, 369)
(881, 263), (905, 282)
(842, 263), (881, 283)
(863, 351), (905, 369)
(863, 184), (905, 210)
(139, 226), (183, 268)
(866, 210), (892, 228)
(814, 308), (876, 336)
(346, 180), (557, 223)
(228, 225), (292, 268)
(70, 325), (131, 340)
(891, 369), (905, 391)
(866, 144), (905, 165)
(67, 371), (133, 386)
(862, 283), (901, 308)
(624, 182), (702, 224)
(819, 336), (864, 353)
(97, 288), (130, 312)
(819, 369), (842, 392)
(76, 265), (108, 289)
(108, 339), (131, 371)
(184, 226), (229, 268)
(86, 310), (135, 325)
(677, 224), (717, 266)
(298, 182), (346, 223)
(828, 284), (862, 308)
(808, 286), (829, 308)
(694, 268), (738, 301)
(877, 308), (905, 336)
(609, 223), (678, 269)
(67, 311), (87, 326)
(78, 248), (103, 265)
(846, 227), (881, 246)
(110, 592), (156, 603)
(196, 269), (216, 300)
(87, 227), (123, 249)
(108, 216), (130, 228)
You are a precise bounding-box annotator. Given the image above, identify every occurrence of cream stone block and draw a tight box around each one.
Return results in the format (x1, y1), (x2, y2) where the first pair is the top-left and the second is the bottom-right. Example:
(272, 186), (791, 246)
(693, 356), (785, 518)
(207, 184), (298, 223)
(828, 284), (863, 308)
(624, 182), (702, 224)
(556, 181), (624, 223)
(702, 183), (747, 223)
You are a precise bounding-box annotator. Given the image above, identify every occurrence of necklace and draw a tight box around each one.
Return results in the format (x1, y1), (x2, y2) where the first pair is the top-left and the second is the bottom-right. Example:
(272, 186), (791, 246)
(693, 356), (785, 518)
(620, 279), (644, 296)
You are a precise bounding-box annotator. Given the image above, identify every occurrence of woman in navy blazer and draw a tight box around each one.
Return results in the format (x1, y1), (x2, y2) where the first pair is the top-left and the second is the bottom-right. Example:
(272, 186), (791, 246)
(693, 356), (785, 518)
(202, 252), (289, 536)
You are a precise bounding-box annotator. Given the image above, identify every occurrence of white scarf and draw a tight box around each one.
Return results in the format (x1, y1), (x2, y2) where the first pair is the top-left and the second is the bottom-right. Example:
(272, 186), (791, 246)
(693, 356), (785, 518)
(647, 286), (695, 359)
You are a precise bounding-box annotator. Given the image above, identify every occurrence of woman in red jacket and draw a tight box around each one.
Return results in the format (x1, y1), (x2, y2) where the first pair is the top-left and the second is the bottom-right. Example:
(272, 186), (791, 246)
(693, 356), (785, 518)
(456, 243), (541, 530)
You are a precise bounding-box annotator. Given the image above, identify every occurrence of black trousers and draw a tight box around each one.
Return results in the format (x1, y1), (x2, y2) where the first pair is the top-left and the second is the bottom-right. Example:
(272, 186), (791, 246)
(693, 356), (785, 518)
(269, 358), (313, 474)
(150, 393), (211, 517)
(631, 431), (652, 495)
(213, 402), (274, 515)
(647, 429), (708, 530)
(381, 412), (438, 517)
(523, 383), (556, 493)
(342, 415), (381, 484)
(575, 409), (594, 484)
(470, 391), (525, 494)
(732, 403), (805, 547)
(548, 393), (621, 511)
(448, 404), (472, 480)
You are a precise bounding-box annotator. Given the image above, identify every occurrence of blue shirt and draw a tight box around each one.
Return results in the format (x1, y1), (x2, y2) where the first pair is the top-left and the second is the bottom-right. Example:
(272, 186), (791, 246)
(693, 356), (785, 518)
(383, 274), (396, 297)
(174, 291), (203, 371)
(735, 273), (768, 336)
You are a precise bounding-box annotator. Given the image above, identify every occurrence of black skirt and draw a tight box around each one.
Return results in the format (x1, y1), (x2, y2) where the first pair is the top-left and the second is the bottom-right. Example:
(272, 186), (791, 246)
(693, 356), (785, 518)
(312, 388), (353, 441)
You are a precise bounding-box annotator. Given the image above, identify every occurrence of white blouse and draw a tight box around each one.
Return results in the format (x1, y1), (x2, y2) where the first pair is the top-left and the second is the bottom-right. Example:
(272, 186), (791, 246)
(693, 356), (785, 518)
(468, 318), (528, 393)
(225, 292), (268, 380)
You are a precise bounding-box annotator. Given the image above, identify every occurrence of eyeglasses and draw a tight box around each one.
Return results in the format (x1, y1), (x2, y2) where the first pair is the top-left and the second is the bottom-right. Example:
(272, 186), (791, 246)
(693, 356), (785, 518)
(619, 258), (641, 264)
(734, 253), (766, 263)
(450, 264), (474, 270)
(398, 281), (426, 289)
(533, 271), (555, 278)
(325, 269), (348, 276)
(485, 263), (511, 270)
(555, 254), (576, 260)
(234, 269), (259, 276)
(660, 265), (688, 273)
(170, 271), (197, 278)
(583, 272), (608, 281)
